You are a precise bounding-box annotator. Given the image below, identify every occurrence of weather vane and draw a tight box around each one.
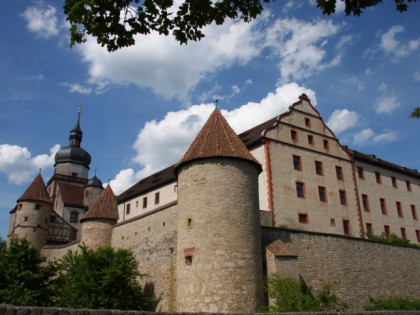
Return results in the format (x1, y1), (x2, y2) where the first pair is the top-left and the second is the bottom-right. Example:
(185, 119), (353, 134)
(78, 104), (83, 114)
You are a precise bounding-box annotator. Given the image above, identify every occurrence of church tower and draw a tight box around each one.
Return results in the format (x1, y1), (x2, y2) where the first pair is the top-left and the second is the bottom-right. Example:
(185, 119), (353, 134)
(175, 109), (263, 312)
(8, 173), (52, 249)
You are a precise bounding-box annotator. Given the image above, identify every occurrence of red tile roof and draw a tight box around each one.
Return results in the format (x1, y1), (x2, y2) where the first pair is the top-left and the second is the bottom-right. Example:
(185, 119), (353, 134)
(82, 185), (119, 222)
(266, 239), (297, 257)
(58, 183), (85, 208)
(17, 174), (52, 204)
(178, 109), (261, 170)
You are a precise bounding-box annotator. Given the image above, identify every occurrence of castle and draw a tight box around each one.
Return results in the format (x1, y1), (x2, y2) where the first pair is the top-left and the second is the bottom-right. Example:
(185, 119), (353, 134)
(7, 95), (420, 312)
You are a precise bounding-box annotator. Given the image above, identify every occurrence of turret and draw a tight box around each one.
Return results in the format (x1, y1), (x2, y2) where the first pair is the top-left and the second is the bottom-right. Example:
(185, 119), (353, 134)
(8, 173), (52, 249)
(175, 109), (263, 312)
(84, 172), (104, 209)
(80, 184), (119, 249)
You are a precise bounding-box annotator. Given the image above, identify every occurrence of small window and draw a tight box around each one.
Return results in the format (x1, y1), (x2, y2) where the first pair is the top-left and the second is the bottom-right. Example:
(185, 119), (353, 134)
(357, 166), (364, 179)
(308, 135), (314, 145)
(318, 186), (327, 202)
(416, 230), (420, 243)
(50, 216), (56, 223)
(384, 225), (391, 238)
(296, 182), (305, 198)
(291, 130), (298, 142)
(174, 184), (178, 192)
(315, 161), (323, 176)
(155, 192), (160, 204)
(323, 139), (329, 150)
(362, 194), (370, 212)
(70, 211), (79, 223)
(343, 220), (350, 236)
(411, 205), (418, 220)
(293, 155), (302, 171)
(298, 213), (308, 224)
(71, 172), (78, 177)
(375, 172), (382, 184)
(330, 218), (335, 227)
(380, 198), (387, 215)
(34, 204), (41, 210)
(400, 227), (407, 240)
(143, 197), (147, 209)
(339, 190), (347, 205)
(406, 180), (411, 192)
(366, 223), (373, 237)
(335, 166), (343, 181)
(391, 176), (398, 188)
(24, 216), (28, 222)
(126, 203), (131, 215)
(184, 248), (194, 265)
(18, 203), (23, 210)
(396, 201), (403, 218)
(305, 117), (311, 127)
(185, 255), (193, 265)
(136, 200), (139, 208)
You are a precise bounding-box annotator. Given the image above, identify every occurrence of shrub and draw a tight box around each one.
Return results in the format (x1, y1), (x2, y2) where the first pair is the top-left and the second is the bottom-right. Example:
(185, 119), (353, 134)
(365, 296), (420, 310)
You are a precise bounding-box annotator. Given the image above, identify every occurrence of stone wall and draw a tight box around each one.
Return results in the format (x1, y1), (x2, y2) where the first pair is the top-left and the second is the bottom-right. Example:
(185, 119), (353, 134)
(263, 227), (420, 310)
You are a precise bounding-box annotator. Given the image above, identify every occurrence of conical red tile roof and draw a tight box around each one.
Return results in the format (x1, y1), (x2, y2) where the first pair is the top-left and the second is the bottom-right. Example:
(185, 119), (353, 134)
(81, 185), (119, 222)
(178, 110), (261, 171)
(17, 173), (52, 204)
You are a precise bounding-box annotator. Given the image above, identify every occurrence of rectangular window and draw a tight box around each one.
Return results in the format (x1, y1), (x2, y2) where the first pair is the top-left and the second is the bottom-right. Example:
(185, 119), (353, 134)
(362, 194), (370, 212)
(384, 225), (391, 238)
(391, 176), (398, 188)
(366, 223), (373, 237)
(375, 172), (382, 184)
(336, 166), (343, 181)
(416, 230), (420, 243)
(155, 192), (160, 204)
(357, 166), (365, 179)
(298, 213), (308, 224)
(400, 227), (407, 240)
(305, 117), (311, 128)
(34, 204), (41, 210)
(293, 155), (302, 171)
(291, 130), (298, 142)
(70, 211), (79, 223)
(136, 200), (139, 208)
(143, 197), (147, 209)
(396, 201), (403, 217)
(174, 184), (178, 192)
(339, 190), (347, 205)
(406, 180), (412, 192)
(323, 139), (329, 150)
(330, 218), (335, 227)
(318, 186), (327, 202)
(296, 182), (305, 198)
(308, 135), (314, 145)
(315, 161), (323, 176)
(380, 198), (387, 215)
(411, 205), (418, 220)
(126, 203), (131, 215)
(343, 220), (350, 236)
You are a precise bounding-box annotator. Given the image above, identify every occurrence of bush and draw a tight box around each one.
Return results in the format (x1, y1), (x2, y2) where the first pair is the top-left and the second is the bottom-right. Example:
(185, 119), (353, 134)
(365, 296), (420, 310)
(266, 275), (348, 312)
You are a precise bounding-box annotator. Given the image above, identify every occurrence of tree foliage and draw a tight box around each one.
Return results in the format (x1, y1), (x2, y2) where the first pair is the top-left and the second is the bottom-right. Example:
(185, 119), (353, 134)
(409, 107), (420, 118)
(265, 275), (348, 312)
(0, 238), (56, 306)
(365, 296), (420, 310)
(64, 0), (418, 52)
(55, 245), (147, 310)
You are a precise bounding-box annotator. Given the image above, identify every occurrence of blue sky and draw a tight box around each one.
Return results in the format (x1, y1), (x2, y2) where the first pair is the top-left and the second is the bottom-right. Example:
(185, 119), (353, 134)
(1, 1), (419, 239)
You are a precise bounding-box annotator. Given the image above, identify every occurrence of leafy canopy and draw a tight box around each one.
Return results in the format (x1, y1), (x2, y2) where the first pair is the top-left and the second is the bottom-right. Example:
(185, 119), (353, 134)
(0, 238), (56, 306)
(55, 245), (147, 310)
(64, 0), (418, 52)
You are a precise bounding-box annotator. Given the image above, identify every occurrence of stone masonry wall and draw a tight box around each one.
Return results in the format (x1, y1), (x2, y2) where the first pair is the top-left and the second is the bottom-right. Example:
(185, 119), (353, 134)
(263, 227), (420, 310)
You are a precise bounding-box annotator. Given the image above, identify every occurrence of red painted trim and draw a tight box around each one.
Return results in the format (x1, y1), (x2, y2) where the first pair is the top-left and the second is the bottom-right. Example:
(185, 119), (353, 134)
(350, 165), (364, 238)
(264, 141), (275, 226)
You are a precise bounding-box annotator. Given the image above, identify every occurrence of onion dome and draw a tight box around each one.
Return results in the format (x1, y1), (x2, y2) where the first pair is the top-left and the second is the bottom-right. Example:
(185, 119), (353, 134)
(54, 106), (91, 168)
(176, 109), (262, 172)
(17, 173), (52, 204)
(81, 185), (119, 222)
(87, 173), (103, 188)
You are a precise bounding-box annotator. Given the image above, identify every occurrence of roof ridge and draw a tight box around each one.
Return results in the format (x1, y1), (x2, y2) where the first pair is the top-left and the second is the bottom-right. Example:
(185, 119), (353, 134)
(17, 173), (52, 204)
(82, 184), (119, 222)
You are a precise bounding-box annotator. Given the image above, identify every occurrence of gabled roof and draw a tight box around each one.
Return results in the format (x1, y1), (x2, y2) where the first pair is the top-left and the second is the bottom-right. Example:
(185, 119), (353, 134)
(82, 185), (119, 222)
(17, 173), (52, 204)
(58, 183), (85, 208)
(177, 109), (261, 171)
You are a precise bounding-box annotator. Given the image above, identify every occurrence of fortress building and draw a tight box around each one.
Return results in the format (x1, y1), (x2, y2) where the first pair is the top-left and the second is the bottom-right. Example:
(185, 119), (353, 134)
(6, 95), (420, 311)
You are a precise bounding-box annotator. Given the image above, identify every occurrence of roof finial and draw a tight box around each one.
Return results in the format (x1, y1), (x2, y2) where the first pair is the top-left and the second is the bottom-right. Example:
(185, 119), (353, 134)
(94, 169), (97, 176)
(39, 168), (42, 174)
(78, 104), (83, 115)
(214, 99), (219, 110)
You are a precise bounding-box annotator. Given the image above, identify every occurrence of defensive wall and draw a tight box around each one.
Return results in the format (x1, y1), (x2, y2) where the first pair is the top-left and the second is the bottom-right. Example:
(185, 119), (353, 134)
(262, 227), (420, 310)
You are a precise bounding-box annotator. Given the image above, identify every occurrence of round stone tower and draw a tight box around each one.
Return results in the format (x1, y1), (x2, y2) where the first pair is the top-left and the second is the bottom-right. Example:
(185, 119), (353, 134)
(84, 172), (104, 209)
(8, 173), (52, 249)
(175, 109), (263, 313)
(80, 184), (119, 249)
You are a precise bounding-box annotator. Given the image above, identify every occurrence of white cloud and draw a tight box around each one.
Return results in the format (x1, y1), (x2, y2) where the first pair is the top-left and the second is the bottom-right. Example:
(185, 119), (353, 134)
(264, 18), (341, 83)
(0, 144), (60, 185)
(414, 71), (420, 81)
(375, 94), (400, 114)
(60, 82), (92, 94)
(109, 83), (315, 193)
(326, 109), (359, 134)
(353, 128), (398, 146)
(21, 3), (59, 38)
(380, 25), (420, 58)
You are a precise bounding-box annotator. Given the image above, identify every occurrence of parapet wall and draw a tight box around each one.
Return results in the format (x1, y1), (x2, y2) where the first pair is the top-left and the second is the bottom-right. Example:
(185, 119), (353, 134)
(263, 227), (420, 310)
